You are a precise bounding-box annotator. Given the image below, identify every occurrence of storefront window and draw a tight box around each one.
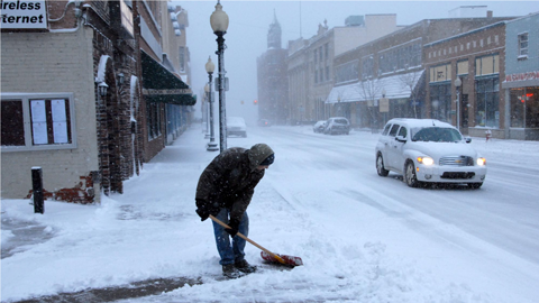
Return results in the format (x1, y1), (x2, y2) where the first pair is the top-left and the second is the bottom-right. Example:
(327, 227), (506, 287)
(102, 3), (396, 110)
(457, 60), (469, 75)
(475, 54), (499, 76)
(429, 82), (451, 122)
(146, 102), (161, 140)
(429, 64), (451, 83)
(475, 76), (500, 128)
(510, 88), (539, 128)
(1, 93), (75, 151)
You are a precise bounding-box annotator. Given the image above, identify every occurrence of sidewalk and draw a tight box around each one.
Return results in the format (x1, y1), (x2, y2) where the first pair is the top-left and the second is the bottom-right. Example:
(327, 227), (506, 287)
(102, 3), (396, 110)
(7, 277), (201, 303)
(1, 215), (54, 259)
(1, 124), (219, 302)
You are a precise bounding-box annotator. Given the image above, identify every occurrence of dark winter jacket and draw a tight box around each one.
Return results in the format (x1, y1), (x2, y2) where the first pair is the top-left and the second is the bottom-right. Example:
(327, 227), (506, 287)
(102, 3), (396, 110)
(195, 144), (274, 222)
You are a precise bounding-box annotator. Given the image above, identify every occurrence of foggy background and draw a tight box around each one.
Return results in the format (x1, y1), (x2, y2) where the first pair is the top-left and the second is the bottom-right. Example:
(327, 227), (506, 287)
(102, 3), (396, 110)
(176, 1), (539, 126)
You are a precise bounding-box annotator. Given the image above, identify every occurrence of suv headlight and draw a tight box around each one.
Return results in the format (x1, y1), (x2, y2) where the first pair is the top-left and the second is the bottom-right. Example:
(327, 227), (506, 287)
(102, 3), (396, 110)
(417, 156), (434, 166)
(476, 157), (486, 166)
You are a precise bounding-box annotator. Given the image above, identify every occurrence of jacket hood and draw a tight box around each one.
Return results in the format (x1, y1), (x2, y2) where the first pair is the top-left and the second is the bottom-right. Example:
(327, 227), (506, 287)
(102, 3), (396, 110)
(247, 143), (274, 170)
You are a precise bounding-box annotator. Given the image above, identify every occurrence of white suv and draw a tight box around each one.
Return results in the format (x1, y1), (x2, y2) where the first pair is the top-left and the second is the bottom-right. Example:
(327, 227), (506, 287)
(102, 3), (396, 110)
(375, 118), (486, 188)
(324, 117), (350, 135)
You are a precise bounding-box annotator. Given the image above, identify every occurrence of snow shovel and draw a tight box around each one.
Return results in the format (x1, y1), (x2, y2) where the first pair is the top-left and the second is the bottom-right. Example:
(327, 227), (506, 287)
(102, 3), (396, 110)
(209, 215), (303, 267)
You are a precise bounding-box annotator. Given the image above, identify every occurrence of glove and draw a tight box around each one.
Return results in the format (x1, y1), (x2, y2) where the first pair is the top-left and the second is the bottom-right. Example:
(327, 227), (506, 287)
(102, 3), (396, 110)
(196, 208), (209, 221)
(196, 199), (218, 221)
(225, 218), (240, 237)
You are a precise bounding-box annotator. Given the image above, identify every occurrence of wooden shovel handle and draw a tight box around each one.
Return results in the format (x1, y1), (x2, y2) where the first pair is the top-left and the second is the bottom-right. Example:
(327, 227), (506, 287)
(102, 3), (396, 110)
(209, 214), (286, 265)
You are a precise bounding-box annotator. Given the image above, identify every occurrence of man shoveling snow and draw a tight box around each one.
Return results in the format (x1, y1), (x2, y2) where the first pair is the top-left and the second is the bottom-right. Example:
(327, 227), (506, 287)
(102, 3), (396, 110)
(195, 143), (275, 278)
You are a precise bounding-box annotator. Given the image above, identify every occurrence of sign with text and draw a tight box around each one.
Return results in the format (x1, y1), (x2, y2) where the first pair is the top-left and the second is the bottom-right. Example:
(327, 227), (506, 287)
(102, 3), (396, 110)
(379, 98), (389, 112)
(504, 71), (539, 83)
(1, 1), (47, 29)
(142, 88), (193, 96)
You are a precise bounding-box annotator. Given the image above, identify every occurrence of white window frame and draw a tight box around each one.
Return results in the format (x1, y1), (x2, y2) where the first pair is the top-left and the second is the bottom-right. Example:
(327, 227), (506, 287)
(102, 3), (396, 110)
(518, 32), (528, 59)
(1, 92), (77, 152)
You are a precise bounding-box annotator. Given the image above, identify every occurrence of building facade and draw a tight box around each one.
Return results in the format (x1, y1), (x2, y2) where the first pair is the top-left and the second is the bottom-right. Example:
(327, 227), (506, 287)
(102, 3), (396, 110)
(1, 0), (194, 203)
(286, 14), (403, 125)
(329, 15), (513, 130)
(286, 37), (311, 125)
(256, 13), (288, 124)
(502, 12), (539, 140)
(424, 21), (507, 138)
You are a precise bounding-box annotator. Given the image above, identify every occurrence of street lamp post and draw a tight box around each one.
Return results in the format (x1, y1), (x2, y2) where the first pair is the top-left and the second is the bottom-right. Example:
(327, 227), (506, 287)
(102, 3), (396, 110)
(210, 0), (229, 153)
(337, 96), (340, 117)
(205, 57), (219, 152)
(204, 94), (210, 139)
(382, 89), (386, 125)
(454, 77), (462, 131)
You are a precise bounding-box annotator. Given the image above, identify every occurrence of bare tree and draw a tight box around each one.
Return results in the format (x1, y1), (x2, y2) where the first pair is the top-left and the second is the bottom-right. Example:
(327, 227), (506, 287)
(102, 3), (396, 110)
(333, 87), (348, 117)
(356, 77), (383, 131)
(398, 67), (424, 118)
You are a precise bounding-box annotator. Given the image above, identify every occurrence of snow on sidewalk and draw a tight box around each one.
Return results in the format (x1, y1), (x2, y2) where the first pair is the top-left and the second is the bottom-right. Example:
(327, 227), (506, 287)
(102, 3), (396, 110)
(2, 125), (538, 303)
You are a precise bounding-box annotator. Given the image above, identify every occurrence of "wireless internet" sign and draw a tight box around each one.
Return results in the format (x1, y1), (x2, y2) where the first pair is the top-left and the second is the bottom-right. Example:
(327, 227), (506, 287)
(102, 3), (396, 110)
(1, 1), (47, 29)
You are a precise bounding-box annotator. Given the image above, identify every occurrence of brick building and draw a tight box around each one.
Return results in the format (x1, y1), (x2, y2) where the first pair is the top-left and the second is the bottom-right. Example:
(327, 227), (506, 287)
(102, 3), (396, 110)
(1, 0), (194, 203)
(424, 21), (507, 138)
(286, 14), (403, 125)
(329, 14), (513, 130)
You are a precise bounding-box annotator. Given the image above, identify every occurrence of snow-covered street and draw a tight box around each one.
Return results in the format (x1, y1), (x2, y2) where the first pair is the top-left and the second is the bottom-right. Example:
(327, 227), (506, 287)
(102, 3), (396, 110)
(2, 124), (539, 303)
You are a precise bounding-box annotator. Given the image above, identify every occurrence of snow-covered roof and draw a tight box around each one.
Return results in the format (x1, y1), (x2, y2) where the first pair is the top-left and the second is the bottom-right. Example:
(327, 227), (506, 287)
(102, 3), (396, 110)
(326, 70), (424, 103)
(386, 118), (454, 129)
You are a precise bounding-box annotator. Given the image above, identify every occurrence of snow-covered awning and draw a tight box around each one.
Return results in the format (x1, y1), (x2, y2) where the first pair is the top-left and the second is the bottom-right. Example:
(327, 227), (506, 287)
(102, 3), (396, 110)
(141, 50), (196, 106)
(326, 70), (424, 104)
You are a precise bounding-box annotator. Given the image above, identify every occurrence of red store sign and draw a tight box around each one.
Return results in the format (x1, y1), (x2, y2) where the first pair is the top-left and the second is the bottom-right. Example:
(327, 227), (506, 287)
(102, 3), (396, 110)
(505, 71), (539, 82)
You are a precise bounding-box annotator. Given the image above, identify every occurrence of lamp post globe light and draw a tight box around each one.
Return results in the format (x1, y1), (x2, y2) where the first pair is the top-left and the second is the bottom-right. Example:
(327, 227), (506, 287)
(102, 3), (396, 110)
(454, 77), (462, 131)
(205, 57), (219, 152)
(98, 81), (109, 96)
(210, 0), (229, 153)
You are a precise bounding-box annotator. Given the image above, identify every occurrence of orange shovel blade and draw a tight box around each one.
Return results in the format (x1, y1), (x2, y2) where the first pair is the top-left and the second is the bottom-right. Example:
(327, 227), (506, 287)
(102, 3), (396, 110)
(261, 251), (303, 267)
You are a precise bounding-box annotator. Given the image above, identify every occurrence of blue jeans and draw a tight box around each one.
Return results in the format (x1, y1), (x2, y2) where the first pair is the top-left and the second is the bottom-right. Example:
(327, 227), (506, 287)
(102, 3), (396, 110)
(212, 208), (249, 266)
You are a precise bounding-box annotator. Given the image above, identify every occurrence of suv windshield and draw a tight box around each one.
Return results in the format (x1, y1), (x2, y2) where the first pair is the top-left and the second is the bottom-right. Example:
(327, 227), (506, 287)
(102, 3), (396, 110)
(411, 127), (462, 142)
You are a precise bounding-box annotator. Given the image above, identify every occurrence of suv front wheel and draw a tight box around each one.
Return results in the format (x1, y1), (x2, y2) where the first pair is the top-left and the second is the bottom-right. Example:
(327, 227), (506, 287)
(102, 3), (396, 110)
(376, 154), (389, 176)
(404, 161), (420, 187)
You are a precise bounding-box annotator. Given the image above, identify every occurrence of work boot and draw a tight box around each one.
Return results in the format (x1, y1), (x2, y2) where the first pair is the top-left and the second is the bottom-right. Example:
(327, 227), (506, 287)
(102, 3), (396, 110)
(235, 259), (257, 274)
(222, 264), (241, 278)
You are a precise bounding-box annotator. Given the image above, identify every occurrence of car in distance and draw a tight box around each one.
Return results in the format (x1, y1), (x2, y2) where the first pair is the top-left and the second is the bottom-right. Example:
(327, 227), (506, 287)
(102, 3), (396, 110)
(227, 117), (247, 137)
(375, 118), (486, 189)
(324, 117), (350, 135)
(313, 120), (327, 133)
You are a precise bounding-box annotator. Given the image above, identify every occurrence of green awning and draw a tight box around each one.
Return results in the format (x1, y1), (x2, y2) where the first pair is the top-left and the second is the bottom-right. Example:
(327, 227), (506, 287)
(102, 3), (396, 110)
(141, 50), (196, 106)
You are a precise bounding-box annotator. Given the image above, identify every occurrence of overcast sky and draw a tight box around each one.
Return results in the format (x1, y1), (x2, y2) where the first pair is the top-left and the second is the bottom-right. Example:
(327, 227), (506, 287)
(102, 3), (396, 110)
(176, 1), (538, 122)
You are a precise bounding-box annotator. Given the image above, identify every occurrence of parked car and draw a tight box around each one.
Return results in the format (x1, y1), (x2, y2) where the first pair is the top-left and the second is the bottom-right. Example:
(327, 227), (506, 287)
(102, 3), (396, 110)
(227, 117), (247, 137)
(313, 120), (327, 133)
(324, 117), (350, 135)
(258, 119), (271, 127)
(375, 118), (486, 188)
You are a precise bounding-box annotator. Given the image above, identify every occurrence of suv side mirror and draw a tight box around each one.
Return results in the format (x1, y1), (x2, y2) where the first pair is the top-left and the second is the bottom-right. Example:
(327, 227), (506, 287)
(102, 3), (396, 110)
(465, 137), (472, 144)
(395, 135), (406, 143)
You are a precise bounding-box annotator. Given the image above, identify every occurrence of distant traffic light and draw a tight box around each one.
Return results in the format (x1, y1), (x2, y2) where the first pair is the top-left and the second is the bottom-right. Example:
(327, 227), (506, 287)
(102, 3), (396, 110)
(254, 99), (258, 105)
